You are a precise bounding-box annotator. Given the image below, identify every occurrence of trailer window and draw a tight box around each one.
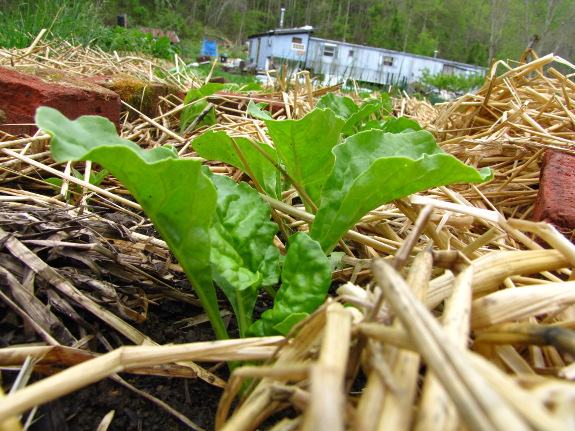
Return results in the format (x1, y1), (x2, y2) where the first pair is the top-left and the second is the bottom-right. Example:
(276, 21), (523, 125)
(323, 44), (337, 58)
(349, 50), (354, 57)
(381, 56), (394, 66)
(292, 36), (305, 51)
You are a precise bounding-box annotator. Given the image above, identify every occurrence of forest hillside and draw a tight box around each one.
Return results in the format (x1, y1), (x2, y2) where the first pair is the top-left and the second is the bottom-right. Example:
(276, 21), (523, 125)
(98, 0), (575, 66)
(1, 0), (574, 66)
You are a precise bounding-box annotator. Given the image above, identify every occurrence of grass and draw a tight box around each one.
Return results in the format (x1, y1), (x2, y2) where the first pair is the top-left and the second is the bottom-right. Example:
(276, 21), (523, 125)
(0, 0), (108, 48)
(192, 63), (259, 86)
(0, 1), (180, 60)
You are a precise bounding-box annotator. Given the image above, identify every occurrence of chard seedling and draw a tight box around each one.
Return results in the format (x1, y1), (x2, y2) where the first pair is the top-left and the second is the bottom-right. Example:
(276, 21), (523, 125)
(36, 91), (492, 340)
(180, 82), (224, 133)
(46, 167), (109, 204)
(36, 107), (331, 339)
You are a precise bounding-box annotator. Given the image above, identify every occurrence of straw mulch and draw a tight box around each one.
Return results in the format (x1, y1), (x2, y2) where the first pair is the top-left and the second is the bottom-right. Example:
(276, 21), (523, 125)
(1, 40), (575, 431)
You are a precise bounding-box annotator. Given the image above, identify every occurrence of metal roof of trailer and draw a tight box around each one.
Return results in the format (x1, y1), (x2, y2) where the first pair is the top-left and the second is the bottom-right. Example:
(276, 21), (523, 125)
(248, 26), (316, 39)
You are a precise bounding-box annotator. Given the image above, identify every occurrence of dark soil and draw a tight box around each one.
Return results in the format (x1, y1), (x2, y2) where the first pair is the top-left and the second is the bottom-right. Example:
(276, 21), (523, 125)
(2, 296), (227, 431)
(33, 371), (223, 431)
(0, 203), (233, 431)
(2, 298), (231, 430)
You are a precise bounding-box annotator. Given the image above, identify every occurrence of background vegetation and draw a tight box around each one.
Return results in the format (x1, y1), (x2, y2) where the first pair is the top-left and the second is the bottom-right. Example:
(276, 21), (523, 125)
(0, 0), (573, 96)
(1, 0), (574, 67)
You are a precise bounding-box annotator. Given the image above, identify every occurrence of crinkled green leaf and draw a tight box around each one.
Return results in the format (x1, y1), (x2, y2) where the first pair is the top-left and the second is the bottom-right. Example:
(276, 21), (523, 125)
(247, 100), (274, 120)
(36, 106), (228, 340)
(209, 172), (280, 282)
(342, 99), (386, 136)
(248, 232), (331, 337)
(265, 108), (344, 209)
(310, 129), (493, 253)
(272, 313), (308, 336)
(259, 244), (285, 287)
(193, 130), (281, 199)
(316, 93), (391, 136)
(208, 172), (280, 337)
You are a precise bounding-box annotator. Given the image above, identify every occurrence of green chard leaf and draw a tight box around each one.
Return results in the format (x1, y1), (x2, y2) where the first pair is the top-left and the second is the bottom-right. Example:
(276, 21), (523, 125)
(183, 82), (225, 105)
(36, 107), (228, 340)
(379, 92), (393, 115)
(208, 171), (280, 337)
(342, 99), (385, 136)
(248, 232), (331, 337)
(361, 117), (423, 133)
(380, 117), (423, 133)
(310, 129), (493, 253)
(316, 93), (388, 136)
(316, 93), (359, 120)
(247, 100), (274, 120)
(265, 108), (345, 210)
(192, 130), (281, 199)
(180, 82), (225, 132)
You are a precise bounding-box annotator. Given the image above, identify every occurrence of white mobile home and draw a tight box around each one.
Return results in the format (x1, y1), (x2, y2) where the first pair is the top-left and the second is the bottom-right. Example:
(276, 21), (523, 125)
(247, 27), (485, 86)
(247, 27), (314, 73)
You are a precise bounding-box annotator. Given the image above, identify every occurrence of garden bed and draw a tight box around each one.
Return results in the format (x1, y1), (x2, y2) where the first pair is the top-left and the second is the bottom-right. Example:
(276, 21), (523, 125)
(1, 42), (575, 431)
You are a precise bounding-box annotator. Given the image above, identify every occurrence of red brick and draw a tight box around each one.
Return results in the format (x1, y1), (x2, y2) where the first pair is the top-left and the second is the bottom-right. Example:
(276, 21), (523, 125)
(0, 66), (121, 136)
(533, 150), (575, 238)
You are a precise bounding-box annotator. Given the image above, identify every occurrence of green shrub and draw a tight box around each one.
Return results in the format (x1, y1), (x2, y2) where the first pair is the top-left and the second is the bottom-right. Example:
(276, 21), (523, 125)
(420, 69), (486, 94)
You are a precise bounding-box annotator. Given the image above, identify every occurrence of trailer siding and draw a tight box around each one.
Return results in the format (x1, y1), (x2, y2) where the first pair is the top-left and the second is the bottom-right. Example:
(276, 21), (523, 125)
(248, 28), (312, 72)
(248, 28), (485, 85)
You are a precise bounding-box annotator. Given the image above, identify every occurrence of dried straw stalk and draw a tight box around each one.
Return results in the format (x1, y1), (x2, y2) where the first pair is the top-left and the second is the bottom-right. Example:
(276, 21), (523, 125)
(0, 337), (282, 423)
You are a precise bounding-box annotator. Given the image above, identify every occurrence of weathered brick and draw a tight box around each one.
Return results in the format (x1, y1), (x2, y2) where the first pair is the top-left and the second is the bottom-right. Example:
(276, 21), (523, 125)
(533, 149), (575, 238)
(0, 66), (121, 136)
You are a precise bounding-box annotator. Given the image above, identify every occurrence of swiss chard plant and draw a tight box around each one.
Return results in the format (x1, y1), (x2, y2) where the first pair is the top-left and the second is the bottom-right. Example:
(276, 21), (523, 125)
(36, 107), (331, 339)
(36, 92), (492, 339)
